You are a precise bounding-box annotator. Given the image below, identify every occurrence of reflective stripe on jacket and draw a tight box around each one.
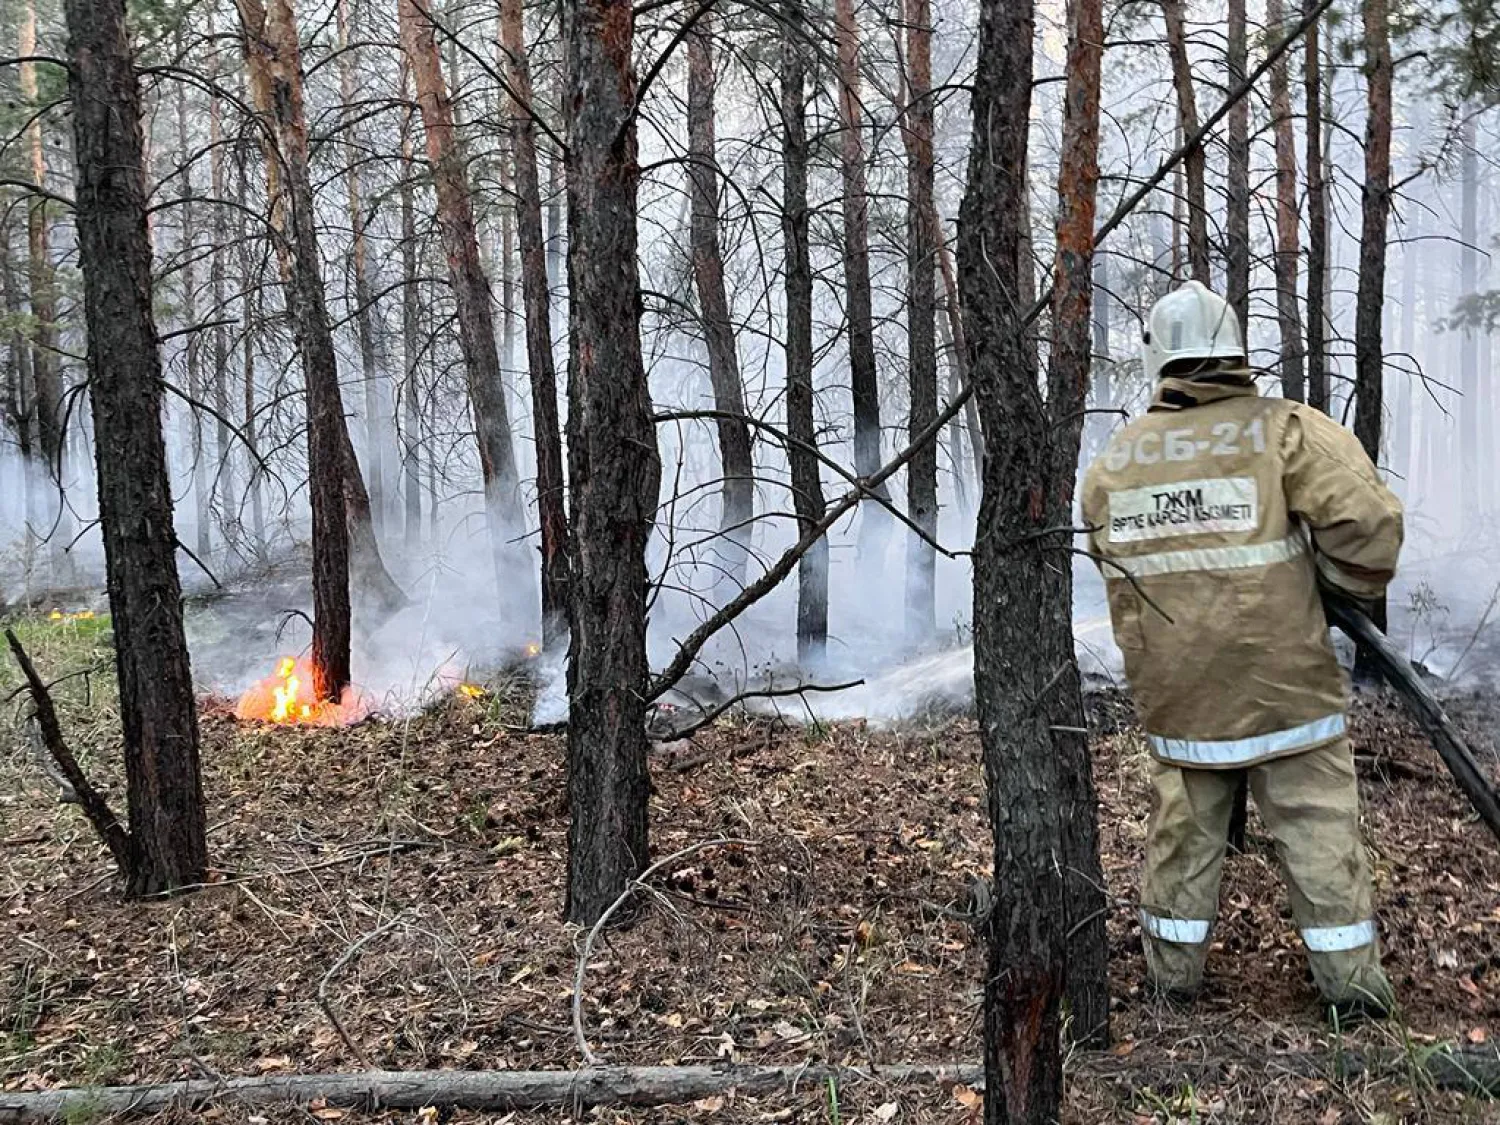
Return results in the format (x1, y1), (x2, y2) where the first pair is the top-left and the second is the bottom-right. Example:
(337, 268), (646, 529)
(1080, 375), (1403, 768)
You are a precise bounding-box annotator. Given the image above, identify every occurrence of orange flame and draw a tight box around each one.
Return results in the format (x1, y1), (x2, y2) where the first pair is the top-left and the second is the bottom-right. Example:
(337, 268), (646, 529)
(524, 642), (542, 659)
(235, 657), (368, 726)
(457, 683), (485, 700)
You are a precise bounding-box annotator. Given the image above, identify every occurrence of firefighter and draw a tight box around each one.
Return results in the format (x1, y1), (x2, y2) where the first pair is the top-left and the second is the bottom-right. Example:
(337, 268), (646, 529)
(1081, 281), (1403, 1022)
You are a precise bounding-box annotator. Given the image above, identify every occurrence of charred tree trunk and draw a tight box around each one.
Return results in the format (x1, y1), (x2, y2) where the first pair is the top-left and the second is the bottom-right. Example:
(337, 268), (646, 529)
(1046, 0), (1110, 1050)
(400, 95), (424, 549)
(834, 0), (892, 564)
(339, 0), (388, 535)
(501, 0), (572, 646)
(1305, 0), (1330, 413)
(961, 0), (1073, 1115)
(1352, 0), (1391, 668)
(686, 9), (754, 594)
(562, 0), (662, 926)
(1162, 0), (1209, 285)
(63, 0), (207, 896)
(399, 0), (527, 593)
(236, 0), (353, 702)
(903, 0), (938, 644)
(1226, 0), (1250, 330)
(780, 0), (828, 666)
(1268, 0), (1306, 402)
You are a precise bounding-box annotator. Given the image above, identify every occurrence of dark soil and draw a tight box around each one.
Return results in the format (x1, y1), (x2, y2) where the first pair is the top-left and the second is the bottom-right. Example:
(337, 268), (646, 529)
(3, 646), (1499, 1123)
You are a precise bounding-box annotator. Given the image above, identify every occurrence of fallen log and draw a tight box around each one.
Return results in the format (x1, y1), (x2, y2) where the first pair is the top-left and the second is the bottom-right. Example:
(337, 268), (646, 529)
(1324, 596), (1500, 843)
(0, 1063), (982, 1122)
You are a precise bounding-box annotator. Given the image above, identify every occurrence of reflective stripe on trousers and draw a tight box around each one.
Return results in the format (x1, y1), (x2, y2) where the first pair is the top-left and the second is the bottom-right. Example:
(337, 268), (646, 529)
(1140, 909), (1210, 945)
(1150, 713), (1347, 767)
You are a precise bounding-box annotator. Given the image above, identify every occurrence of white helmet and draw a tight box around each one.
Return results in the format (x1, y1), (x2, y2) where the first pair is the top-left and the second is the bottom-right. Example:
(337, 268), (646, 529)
(1143, 281), (1246, 381)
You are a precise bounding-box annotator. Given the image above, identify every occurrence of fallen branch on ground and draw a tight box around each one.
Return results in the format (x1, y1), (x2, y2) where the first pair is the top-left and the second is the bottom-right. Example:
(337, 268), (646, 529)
(650, 679), (863, 742)
(4, 629), (132, 878)
(0, 1063), (982, 1122)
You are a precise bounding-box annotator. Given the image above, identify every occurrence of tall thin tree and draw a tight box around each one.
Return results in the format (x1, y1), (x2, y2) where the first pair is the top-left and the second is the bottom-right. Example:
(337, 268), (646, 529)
(62, 0), (208, 896)
(1268, 0), (1306, 402)
(1226, 0), (1250, 329)
(687, 7), (755, 594)
(1163, 0), (1209, 284)
(1305, 0), (1330, 412)
(562, 0), (662, 925)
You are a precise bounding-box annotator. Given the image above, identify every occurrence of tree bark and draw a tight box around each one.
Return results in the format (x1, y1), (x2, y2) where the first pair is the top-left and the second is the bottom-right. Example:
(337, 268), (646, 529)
(938, 236), (985, 484)
(400, 91), (423, 549)
(176, 58), (213, 562)
(960, 0), (1073, 1117)
(562, 0), (661, 926)
(1268, 0), (1306, 402)
(235, 0), (353, 702)
(1226, 0), (1250, 330)
(1305, 0), (1330, 413)
(62, 0), (208, 896)
(1046, 0), (1110, 1050)
(902, 0), (938, 644)
(686, 8), (755, 594)
(20, 0), (69, 582)
(500, 0), (572, 645)
(1, 231), (35, 549)
(236, 159), (268, 563)
(208, 66), (239, 558)
(1354, 0), (1391, 468)
(834, 0), (892, 563)
(780, 0), (828, 666)
(1460, 116), (1478, 524)
(398, 0), (527, 591)
(1162, 0), (1209, 285)
(338, 0), (389, 536)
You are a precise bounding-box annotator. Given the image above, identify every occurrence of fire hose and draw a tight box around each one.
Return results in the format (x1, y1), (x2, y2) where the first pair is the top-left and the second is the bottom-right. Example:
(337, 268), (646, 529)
(1323, 594), (1500, 844)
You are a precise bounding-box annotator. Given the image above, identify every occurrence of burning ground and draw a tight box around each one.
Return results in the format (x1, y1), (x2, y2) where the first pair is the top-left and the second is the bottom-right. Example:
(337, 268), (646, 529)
(1, 617), (1499, 1123)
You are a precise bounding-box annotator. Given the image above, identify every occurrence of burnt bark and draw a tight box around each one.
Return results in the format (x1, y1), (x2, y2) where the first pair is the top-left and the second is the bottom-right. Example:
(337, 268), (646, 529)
(1046, 0), (1110, 1050)
(399, 0), (527, 586)
(834, 0), (893, 562)
(501, 0), (572, 645)
(236, 0), (353, 701)
(780, 0), (828, 666)
(562, 0), (661, 925)
(1353, 0), (1392, 658)
(63, 0), (208, 896)
(1305, 0), (1330, 413)
(686, 9), (755, 594)
(960, 0), (1071, 1116)
(902, 0), (938, 644)
(1162, 0), (1209, 285)
(1226, 0), (1250, 330)
(1268, 0), (1306, 402)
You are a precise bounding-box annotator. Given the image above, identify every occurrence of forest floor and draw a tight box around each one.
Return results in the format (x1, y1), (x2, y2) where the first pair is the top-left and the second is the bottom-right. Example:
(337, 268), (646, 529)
(2, 614), (1500, 1123)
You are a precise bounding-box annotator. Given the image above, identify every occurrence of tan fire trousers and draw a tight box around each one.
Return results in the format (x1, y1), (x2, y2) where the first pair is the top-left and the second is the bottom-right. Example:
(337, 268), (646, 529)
(1139, 736), (1394, 1008)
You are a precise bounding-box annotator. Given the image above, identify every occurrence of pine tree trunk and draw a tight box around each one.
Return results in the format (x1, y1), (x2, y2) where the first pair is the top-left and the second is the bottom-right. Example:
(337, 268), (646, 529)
(938, 237), (985, 484)
(339, 0), (388, 536)
(236, 0), (353, 701)
(399, 0), (527, 591)
(236, 162), (268, 564)
(902, 0), (938, 644)
(1460, 116), (1478, 525)
(961, 0), (1071, 1115)
(1, 230), (36, 553)
(1162, 0), (1209, 285)
(686, 8), (755, 594)
(500, 0), (572, 645)
(20, 0), (69, 584)
(834, 0), (892, 563)
(63, 0), (207, 897)
(1225, 0), (1250, 330)
(209, 75), (239, 559)
(1046, 0), (1109, 1050)
(1305, 0), (1330, 413)
(562, 0), (661, 926)
(780, 0), (828, 666)
(400, 97), (424, 549)
(177, 65), (213, 563)
(1268, 0), (1306, 402)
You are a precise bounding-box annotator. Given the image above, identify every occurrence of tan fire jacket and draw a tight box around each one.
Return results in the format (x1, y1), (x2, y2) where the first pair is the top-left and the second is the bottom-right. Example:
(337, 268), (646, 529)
(1081, 374), (1403, 768)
